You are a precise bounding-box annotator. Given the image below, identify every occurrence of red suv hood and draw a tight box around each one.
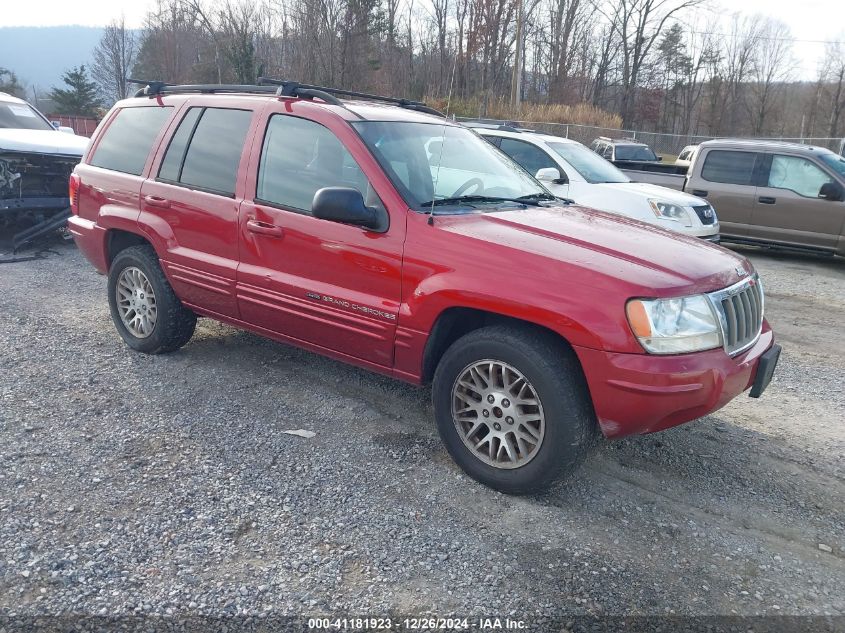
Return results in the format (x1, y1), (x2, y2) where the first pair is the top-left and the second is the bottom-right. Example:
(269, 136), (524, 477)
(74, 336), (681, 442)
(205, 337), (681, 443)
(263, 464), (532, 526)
(437, 205), (750, 296)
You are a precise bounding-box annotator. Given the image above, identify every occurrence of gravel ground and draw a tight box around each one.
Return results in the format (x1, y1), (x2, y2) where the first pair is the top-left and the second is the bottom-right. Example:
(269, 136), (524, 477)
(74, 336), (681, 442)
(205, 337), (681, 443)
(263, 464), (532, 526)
(0, 241), (843, 629)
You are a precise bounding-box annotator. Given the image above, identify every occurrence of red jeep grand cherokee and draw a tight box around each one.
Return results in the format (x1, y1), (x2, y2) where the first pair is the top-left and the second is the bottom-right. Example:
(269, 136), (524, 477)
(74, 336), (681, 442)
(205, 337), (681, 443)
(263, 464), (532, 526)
(68, 80), (780, 494)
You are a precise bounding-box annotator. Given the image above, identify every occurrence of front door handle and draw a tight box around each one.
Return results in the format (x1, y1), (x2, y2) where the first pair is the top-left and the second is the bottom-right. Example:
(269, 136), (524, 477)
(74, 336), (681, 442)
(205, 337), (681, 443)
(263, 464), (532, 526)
(691, 189), (708, 197)
(144, 195), (171, 209)
(758, 196), (776, 205)
(246, 219), (284, 237)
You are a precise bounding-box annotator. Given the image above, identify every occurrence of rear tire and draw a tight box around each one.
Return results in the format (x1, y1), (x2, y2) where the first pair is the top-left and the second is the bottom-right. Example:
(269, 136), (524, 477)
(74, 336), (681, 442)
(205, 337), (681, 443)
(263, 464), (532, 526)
(107, 245), (196, 354)
(432, 325), (596, 494)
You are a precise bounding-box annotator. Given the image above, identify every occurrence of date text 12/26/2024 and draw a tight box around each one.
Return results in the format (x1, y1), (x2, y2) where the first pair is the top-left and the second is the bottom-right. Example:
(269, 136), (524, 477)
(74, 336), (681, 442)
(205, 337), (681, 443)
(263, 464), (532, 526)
(307, 617), (527, 630)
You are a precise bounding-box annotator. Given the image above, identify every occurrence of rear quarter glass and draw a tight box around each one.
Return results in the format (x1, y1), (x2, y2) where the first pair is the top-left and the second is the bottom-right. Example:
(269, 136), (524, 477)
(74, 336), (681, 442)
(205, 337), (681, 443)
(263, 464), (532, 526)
(90, 106), (173, 175)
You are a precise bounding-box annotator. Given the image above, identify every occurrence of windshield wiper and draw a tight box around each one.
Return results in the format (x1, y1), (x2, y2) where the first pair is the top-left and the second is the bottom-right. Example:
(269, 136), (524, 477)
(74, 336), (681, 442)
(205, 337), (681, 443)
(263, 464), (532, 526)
(421, 194), (546, 208)
(516, 193), (557, 203)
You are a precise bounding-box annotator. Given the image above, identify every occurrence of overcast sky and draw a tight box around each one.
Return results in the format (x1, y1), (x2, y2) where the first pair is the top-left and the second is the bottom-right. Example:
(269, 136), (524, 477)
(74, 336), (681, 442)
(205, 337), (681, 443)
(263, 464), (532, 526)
(2, 0), (842, 77)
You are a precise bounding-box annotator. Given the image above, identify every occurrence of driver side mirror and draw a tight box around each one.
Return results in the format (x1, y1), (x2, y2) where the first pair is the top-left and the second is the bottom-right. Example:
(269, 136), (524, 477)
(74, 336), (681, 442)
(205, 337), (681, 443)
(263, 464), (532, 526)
(312, 187), (381, 230)
(535, 167), (568, 185)
(819, 181), (844, 201)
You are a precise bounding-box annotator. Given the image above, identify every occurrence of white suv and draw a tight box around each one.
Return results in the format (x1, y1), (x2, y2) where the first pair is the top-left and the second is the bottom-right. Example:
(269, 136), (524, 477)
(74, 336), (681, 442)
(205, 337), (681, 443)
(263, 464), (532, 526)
(470, 125), (719, 241)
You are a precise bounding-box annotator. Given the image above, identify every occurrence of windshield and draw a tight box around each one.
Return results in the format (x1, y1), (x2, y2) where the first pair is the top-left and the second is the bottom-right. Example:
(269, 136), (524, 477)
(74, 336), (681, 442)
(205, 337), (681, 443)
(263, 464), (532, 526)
(615, 144), (658, 161)
(0, 101), (53, 131)
(819, 152), (845, 179)
(548, 142), (629, 184)
(352, 121), (549, 210)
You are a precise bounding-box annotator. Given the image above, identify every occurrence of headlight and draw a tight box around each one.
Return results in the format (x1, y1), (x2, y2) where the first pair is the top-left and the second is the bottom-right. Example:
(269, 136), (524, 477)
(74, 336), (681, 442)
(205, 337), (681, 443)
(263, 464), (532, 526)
(648, 199), (692, 226)
(626, 295), (721, 354)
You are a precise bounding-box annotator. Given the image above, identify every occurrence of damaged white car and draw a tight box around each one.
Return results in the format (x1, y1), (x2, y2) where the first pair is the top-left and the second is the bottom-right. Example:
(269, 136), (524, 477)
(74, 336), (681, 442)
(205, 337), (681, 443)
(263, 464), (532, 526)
(0, 92), (89, 249)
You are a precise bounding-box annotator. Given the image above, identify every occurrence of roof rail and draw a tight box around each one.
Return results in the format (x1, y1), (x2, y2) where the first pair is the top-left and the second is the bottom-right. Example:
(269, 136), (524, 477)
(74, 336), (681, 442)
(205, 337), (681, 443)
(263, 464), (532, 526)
(125, 78), (446, 118)
(127, 79), (282, 98)
(257, 77), (445, 117)
(462, 121), (531, 133)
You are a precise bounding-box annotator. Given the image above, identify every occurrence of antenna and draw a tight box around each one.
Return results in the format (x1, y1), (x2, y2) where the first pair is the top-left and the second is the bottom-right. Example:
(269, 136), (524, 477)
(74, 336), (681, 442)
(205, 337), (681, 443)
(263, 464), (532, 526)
(428, 59), (458, 226)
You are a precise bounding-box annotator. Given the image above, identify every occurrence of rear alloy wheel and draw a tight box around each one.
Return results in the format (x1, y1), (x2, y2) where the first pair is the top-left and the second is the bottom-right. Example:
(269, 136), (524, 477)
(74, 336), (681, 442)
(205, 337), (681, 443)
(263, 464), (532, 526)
(115, 267), (158, 338)
(108, 245), (196, 354)
(433, 325), (596, 494)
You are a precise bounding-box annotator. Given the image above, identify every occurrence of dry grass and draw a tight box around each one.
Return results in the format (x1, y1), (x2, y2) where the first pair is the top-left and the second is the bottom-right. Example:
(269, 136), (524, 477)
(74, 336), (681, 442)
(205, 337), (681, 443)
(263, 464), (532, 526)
(425, 96), (623, 129)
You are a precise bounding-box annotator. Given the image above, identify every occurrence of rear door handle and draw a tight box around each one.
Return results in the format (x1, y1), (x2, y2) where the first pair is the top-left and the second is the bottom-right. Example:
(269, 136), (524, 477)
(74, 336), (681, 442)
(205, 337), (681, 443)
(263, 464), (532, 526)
(691, 189), (708, 197)
(246, 219), (284, 237)
(758, 196), (776, 205)
(144, 195), (171, 209)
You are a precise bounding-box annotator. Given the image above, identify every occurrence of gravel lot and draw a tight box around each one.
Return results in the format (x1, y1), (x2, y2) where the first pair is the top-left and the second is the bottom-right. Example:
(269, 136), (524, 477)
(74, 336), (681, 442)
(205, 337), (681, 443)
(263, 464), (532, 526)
(1, 240), (843, 628)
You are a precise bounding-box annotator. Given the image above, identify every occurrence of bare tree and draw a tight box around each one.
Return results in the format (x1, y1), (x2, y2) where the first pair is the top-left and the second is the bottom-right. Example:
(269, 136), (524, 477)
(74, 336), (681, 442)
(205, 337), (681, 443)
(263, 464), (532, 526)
(596, 0), (705, 127)
(92, 16), (138, 104)
(820, 40), (845, 138)
(748, 18), (793, 135)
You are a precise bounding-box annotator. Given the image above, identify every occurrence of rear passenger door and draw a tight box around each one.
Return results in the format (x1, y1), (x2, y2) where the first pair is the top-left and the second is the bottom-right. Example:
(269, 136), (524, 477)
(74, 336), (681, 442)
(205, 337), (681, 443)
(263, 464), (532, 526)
(140, 105), (257, 318)
(751, 153), (844, 250)
(236, 111), (403, 367)
(693, 149), (763, 238)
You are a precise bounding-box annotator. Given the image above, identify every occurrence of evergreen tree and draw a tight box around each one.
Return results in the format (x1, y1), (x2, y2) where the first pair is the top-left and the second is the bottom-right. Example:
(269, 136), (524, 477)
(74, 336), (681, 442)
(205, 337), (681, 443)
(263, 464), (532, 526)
(49, 65), (101, 116)
(0, 67), (24, 96)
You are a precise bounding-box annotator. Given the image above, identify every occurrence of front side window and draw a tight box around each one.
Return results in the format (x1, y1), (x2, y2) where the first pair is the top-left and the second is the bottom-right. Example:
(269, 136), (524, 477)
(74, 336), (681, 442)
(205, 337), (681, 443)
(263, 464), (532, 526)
(0, 101), (53, 131)
(158, 107), (252, 196)
(497, 138), (558, 176)
(818, 152), (845, 179)
(91, 106), (173, 175)
(767, 155), (833, 198)
(353, 121), (549, 210)
(701, 150), (759, 186)
(548, 142), (629, 184)
(256, 115), (382, 214)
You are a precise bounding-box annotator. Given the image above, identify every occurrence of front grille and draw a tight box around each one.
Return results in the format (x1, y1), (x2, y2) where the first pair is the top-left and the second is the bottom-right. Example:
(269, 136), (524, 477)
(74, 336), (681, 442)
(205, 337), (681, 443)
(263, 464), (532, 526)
(692, 204), (716, 225)
(708, 276), (764, 355)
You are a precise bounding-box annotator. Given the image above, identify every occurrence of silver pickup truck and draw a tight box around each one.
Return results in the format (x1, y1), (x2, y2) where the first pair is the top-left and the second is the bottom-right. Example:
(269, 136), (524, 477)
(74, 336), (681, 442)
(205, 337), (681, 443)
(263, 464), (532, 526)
(612, 139), (845, 257)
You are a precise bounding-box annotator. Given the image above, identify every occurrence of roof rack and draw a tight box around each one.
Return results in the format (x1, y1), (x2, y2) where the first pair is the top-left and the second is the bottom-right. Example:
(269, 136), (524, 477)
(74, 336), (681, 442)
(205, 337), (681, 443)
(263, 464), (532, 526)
(126, 77), (445, 118)
(258, 77), (445, 117)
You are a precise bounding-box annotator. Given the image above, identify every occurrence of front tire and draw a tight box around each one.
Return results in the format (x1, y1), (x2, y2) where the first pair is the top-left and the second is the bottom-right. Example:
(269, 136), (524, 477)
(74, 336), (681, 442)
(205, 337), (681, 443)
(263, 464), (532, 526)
(107, 245), (196, 354)
(432, 325), (596, 494)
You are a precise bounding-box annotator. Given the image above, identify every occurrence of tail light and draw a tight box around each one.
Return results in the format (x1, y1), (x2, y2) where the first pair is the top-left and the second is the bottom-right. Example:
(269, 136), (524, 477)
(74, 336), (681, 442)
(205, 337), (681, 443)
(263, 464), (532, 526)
(69, 172), (80, 215)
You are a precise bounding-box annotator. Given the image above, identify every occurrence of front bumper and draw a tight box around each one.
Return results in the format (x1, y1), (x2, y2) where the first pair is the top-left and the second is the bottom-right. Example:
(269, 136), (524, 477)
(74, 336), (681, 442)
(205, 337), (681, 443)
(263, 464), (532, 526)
(573, 322), (776, 438)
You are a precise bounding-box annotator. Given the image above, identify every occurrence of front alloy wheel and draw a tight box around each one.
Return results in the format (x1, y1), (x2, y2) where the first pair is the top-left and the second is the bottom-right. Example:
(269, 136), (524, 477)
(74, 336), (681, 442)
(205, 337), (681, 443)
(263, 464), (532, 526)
(432, 325), (597, 494)
(452, 360), (545, 469)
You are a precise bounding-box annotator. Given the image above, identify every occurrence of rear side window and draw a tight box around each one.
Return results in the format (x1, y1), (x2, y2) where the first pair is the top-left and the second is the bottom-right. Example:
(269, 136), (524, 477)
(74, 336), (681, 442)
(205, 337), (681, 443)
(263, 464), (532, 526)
(158, 108), (202, 182)
(158, 107), (252, 196)
(91, 107), (172, 175)
(701, 150), (758, 185)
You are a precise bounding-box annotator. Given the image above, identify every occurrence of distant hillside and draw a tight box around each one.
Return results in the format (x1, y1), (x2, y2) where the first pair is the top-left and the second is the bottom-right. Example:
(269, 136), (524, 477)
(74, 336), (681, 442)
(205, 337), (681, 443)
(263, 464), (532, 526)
(0, 26), (104, 95)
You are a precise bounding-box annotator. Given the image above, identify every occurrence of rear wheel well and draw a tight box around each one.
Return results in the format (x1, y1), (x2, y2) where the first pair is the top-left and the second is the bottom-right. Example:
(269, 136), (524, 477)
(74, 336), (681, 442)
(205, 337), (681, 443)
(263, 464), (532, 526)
(106, 230), (152, 269)
(421, 308), (575, 384)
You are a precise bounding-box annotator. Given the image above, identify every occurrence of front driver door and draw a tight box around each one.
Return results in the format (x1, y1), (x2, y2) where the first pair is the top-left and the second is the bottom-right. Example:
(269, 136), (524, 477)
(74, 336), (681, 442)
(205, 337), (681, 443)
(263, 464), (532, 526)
(750, 153), (844, 250)
(237, 111), (403, 367)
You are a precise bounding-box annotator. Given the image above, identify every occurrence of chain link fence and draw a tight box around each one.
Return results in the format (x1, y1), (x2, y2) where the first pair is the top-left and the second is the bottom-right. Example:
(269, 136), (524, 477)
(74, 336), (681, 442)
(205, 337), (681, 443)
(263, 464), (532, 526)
(457, 118), (845, 159)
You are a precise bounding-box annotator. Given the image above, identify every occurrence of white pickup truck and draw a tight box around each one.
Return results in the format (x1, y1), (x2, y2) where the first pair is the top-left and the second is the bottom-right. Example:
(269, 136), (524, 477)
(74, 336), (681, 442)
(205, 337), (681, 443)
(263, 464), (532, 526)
(470, 125), (719, 241)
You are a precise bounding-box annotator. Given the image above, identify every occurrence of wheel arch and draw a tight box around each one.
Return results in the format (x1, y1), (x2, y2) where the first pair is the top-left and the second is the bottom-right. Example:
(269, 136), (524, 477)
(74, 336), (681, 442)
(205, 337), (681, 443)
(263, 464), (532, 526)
(105, 229), (154, 270)
(421, 306), (580, 385)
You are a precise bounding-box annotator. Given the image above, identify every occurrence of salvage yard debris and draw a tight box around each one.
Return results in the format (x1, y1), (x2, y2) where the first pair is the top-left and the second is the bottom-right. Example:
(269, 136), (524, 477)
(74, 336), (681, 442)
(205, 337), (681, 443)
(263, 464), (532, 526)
(0, 92), (88, 250)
